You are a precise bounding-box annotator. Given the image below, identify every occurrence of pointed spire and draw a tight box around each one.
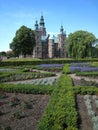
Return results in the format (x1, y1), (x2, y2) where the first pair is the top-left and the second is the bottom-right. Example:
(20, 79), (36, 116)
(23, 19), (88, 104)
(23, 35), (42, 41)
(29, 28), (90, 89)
(35, 20), (39, 30)
(40, 15), (45, 28)
(60, 25), (64, 34)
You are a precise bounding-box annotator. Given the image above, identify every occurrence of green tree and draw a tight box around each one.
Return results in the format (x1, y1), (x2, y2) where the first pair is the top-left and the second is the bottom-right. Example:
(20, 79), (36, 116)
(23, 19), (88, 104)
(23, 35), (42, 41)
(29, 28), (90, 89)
(66, 30), (97, 58)
(6, 50), (15, 58)
(10, 25), (36, 57)
(92, 42), (98, 58)
(0, 51), (6, 57)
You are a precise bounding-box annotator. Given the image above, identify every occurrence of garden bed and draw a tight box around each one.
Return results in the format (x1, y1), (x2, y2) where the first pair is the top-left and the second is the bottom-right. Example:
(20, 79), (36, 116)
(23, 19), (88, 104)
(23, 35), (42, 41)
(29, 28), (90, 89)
(76, 95), (93, 130)
(76, 94), (98, 130)
(0, 92), (50, 130)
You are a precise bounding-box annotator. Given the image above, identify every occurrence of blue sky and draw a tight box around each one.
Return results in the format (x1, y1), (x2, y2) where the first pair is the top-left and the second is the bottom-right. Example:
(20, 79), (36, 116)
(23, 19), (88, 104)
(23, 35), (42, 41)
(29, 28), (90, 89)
(0, 0), (98, 52)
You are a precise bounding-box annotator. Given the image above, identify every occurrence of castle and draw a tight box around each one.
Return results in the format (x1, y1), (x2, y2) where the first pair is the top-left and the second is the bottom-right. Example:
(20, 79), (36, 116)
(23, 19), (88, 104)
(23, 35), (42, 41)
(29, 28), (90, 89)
(33, 15), (66, 58)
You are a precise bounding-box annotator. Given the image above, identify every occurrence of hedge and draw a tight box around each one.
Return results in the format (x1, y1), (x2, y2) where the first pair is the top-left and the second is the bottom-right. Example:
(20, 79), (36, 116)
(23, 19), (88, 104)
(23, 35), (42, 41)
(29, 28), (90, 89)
(38, 75), (78, 130)
(62, 64), (70, 74)
(73, 86), (98, 95)
(0, 84), (54, 94)
(0, 58), (98, 67)
(76, 71), (98, 77)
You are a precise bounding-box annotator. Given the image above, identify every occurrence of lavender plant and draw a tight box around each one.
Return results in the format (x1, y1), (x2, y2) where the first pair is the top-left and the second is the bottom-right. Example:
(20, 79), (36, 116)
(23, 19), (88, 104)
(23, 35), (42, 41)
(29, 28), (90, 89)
(70, 62), (98, 72)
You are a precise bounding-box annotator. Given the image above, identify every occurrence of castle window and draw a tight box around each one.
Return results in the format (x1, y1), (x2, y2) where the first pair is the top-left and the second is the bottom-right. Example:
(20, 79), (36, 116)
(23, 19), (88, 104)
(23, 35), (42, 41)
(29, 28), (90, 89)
(37, 47), (39, 50)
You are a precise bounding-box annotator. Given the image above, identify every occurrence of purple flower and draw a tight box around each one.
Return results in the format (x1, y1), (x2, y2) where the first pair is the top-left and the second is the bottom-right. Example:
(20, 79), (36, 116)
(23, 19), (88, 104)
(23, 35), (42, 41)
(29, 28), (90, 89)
(37, 64), (64, 68)
(70, 63), (98, 72)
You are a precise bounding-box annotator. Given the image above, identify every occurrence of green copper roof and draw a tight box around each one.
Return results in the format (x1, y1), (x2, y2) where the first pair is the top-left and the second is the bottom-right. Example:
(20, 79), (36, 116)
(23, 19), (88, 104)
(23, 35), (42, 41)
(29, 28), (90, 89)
(53, 35), (58, 43)
(41, 35), (48, 43)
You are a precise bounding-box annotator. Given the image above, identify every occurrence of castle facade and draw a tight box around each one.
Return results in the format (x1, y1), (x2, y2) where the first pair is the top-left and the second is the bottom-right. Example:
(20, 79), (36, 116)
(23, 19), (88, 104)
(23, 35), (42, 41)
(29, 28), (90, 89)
(33, 15), (66, 58)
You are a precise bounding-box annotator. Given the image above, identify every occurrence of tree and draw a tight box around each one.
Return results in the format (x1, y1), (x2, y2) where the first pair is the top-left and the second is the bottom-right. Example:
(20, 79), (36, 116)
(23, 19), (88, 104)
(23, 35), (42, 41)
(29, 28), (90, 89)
(0, 51), (6, 57)
(10, 25), (36, 57)
(6, 50), (15, 58)
(66, 30), (97, 58)
(92, 42), (98, 58)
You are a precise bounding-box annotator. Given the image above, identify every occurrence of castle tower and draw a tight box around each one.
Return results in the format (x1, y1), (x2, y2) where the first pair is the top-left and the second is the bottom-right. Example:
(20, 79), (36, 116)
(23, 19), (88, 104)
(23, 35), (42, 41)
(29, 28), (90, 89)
(48, 36), (55, 58)
(35, 20), (39, 30)
(58, 26), (66, 58)
(40, 15), (46, 36)
(33, 20), (42, 58)
(33, 15), (48, 58)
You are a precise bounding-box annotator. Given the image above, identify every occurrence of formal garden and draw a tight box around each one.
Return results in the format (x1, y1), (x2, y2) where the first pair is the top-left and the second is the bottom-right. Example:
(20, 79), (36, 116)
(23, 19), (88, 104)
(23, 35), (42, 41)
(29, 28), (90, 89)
(0, 59), (98, 130)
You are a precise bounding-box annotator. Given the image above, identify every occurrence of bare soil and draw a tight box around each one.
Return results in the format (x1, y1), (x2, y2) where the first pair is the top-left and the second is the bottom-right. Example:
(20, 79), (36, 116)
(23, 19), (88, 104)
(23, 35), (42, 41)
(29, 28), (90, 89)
(71, 75), (98, 130)
(0, 92), (50, 130)
(76, 95), (93, 130)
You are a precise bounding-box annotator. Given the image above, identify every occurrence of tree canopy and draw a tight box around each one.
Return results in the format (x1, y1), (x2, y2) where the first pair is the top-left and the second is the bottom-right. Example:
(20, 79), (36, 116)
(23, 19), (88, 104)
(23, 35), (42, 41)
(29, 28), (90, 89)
(0, 51), (6, 57)
(66, 30), (97, 58)
(10, 25), (36, 57)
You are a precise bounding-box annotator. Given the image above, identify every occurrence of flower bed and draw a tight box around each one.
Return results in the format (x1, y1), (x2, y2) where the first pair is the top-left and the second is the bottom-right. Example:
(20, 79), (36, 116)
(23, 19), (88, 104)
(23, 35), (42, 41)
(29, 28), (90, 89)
(84, 95), (98, 130)
(0, 71), (56, 82)
(36, 64), (63, 72)
(0, 68), (17, 72)
(70, 63), (98, 72)
(5, 77), (58, 86)
(37, 64), (64, 68)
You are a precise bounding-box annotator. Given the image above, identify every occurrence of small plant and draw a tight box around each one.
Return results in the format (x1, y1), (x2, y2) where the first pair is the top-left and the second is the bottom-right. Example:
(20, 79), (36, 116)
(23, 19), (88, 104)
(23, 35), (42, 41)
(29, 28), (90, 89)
(0, 92), (7, 99)
(21, 101), (32, 109)
(0, 110), (3, 116)
(9, 96), (20, 106)
(0, 102), (4, 107)
(11, 110), (22, 119)
(1, 125), (11, 130)
(0, 94), (4, 99)
(27, 97), (32, 102)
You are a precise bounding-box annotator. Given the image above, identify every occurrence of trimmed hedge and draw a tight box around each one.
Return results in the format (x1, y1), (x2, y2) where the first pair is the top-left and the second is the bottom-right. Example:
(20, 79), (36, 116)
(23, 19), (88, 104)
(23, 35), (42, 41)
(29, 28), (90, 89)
(62, 64), (70, 74)
(76, 71), (98, 77)
(1, 58), (98, 67)
(38, 75), (78, 130)
(73, 86), (98, 95)
(0, 84), (54, 94)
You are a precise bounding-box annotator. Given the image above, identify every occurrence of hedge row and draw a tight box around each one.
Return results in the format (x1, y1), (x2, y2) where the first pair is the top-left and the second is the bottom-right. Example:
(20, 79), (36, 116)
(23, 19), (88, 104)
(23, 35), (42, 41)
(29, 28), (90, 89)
(1, 58), (98, 66)
(0, 84), (54, 94)
(38, 75), (78, 130)
(76, 71), (98, 77)
(62, 64), (70, 74)
(73, 86), (98, 95)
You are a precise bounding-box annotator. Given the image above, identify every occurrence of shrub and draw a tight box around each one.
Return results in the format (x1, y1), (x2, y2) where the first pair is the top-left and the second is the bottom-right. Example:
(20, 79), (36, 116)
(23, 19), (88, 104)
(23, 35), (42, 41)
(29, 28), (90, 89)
(62, 64), (70, 74)
(38, 75), (78, 130)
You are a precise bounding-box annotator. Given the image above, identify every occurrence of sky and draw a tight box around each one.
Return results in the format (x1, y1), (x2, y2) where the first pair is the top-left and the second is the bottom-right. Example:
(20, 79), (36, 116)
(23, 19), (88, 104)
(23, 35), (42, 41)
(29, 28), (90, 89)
(0, 0), (98, 52)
